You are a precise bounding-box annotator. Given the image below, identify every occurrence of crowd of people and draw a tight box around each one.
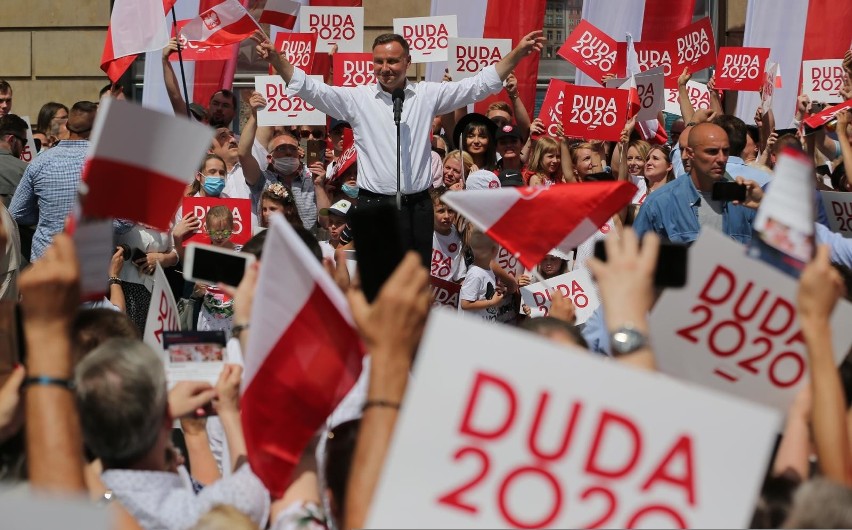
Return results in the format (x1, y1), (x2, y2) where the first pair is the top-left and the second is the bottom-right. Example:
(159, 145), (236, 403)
(1, 13), (852, 530)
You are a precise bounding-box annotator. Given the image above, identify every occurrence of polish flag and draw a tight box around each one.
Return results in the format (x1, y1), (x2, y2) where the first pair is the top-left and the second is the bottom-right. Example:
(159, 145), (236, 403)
(624, 33), (667, 144)
(426, 0), (546, 116)
(260, 0), (300, 29)
(81, 98), (214, 231)
(241, 214), (365, 498)
(442, 182), (636, 270)
(735, 0), (852, 127)
(101, 0), (176, 83)
(181, 0), (259, 46)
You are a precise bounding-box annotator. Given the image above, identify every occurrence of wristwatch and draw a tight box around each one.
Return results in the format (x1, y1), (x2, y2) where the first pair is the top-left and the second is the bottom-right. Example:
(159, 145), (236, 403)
(609, 324), (648, 356)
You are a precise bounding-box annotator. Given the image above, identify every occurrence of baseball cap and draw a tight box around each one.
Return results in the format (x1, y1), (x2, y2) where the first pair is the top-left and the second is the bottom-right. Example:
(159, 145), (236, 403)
(496, 124), (522, 141)
(498, 169), (524, 187)
(466, 169), (501, 190)
(320, 199), (353, 218)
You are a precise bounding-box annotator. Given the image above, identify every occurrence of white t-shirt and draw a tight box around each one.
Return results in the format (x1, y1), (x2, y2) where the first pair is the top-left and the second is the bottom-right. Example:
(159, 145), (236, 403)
(431, 227), (466, 282)
(459, 265), (498, 322)
(631, 175), (648, 205)
(220, 163), (261, 230)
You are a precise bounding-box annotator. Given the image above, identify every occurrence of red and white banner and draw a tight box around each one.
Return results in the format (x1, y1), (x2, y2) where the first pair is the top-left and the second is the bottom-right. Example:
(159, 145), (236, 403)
(143, 263), (181, 351)
(260, 0), (300, 30)
(299, 6), (363, 52)
(651, 229), (852, 412)
(665, 80), (711, 116)
(606, 66), (664, 121)
(241, 214), (364, 497)
(802, 59), (846, 103)
(102, 0), (175, 82)
(447, 38), (512, 80)
(441, 182), (636, 270)
(394, 15), (458, 63)
(735, 0), (852, 127)
(715, 47), (770, 92)
(368, 310), (780, 528)
(255, 74), (325, 126)
(172, 19), (236, 61)
(181, 197), (253, 246)
(803, 98), (852, 130)
(426, 0), (546, 117)
(520, 268), (599, 322)
(562, 84), (629, 142)
(430, 276), (461, 309)
(332, 53), (375, 87)
(671, 17), (716, 78)
(81, 98), (214, 231)
(822, 191), (852, 237)
(181, 0), (258, 46)
(558, 20), (622, 84)
(536, 79), (571, 139)
(18, 116), (37, 164)
(272, 32), (317, 74)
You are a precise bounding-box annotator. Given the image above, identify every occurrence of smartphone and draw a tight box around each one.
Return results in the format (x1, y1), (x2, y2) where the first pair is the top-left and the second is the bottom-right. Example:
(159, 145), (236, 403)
(594, 240), (689, 288)
(711, 181), (747, 202)
(306, 139), (326, 166)
(810, 102), (827, 114)
(131, 247), (147, 262)
(350, 203), (405, 302)
(183, 243), (256, 287)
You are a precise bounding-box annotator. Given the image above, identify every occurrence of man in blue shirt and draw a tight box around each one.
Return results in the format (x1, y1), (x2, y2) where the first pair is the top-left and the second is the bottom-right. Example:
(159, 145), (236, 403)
(633, 122), (756, 244)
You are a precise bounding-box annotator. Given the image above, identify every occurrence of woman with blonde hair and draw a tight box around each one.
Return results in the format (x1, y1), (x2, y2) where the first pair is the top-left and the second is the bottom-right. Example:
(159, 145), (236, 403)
(442, 149), (475, 190)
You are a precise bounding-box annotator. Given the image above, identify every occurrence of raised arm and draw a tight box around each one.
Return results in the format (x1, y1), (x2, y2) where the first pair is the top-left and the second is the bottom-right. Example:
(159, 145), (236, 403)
(213, 364), (247, 472)
(239, 92), (266, 187)
(254, 31), (295, 84)
(162, 38), (189, 118)
(677, 68), (696, 124)
(706, 73), (724, 116)
(505, 73), (531, 140)
(494, 31), (545, 81)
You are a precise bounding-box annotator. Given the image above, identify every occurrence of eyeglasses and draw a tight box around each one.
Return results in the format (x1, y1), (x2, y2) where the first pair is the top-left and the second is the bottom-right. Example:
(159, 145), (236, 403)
(208, 230), (232, 240)
(300, 129), (325, 139)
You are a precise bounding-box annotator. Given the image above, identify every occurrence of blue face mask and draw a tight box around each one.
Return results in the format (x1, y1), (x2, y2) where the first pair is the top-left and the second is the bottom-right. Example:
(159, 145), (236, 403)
(202, 176), (226, 197)
(341, 183), (359, 198)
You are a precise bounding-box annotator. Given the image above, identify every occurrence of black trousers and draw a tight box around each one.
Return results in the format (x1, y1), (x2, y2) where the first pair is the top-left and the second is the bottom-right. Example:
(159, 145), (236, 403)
(357, 189), (434, 269)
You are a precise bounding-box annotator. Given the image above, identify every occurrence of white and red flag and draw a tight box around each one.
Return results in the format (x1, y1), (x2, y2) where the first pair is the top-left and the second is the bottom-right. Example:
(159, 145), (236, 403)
(241, 213), (365, 498)
(81, 98), (213, 231)
(442, 182), (636, 270)
(181, 0), (259, 46)
(260, 0), (301, 29)
(101, 0), (176, 82)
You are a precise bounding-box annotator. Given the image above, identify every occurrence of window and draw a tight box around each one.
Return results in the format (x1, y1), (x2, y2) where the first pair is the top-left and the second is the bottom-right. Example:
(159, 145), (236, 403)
(545, 14), (553, 25)
(547, 30), (553, 41)
(555, 14), (563, 25)
(556, 31), (562, 42)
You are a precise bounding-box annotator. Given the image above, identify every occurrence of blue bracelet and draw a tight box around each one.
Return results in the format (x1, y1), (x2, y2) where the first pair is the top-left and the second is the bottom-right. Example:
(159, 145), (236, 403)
(23, 375), (75, 391)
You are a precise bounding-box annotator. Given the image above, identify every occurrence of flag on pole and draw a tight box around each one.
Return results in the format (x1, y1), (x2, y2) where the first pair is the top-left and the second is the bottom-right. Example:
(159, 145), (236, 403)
(260, 0), (301, 29)
(442, 182), (637, 269)
(101, 0), (176, 82)
(181, 0), (260, 46)
(81, 98), (214, 231)
(241, 214), (365, 497)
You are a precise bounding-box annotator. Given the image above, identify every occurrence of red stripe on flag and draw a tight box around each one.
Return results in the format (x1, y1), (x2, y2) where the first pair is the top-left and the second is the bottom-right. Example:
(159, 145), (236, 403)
(260, 11), (297, 30)
(802, 0), (852, 61)
(241, 285), (364, 498)
(82, 158), (187, 231)
(309, 0), (362, 5)
(193, 0), (239, 110)
(641, 0), (695, 40)
(477, 0), (546, 116)
(100, 0), (178, 83)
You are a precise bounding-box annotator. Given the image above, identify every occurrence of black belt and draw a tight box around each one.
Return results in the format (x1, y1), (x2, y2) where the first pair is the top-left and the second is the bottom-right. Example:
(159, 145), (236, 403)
(359, 188), (430, 205)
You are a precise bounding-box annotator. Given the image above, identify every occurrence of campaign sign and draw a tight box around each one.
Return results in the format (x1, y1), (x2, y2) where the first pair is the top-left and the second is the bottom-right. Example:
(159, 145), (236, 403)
(255, 75), (325, 126)
(448, 38), (512, 80)
(821, 190), (852, 238)
(19, 115), (37, 163)
(536, 79), (572, 139)
(617, 40), (675, 86)
(520, 269), (599, 322)
(558, 19), (622, 83)
(367, 310), (780, 528)
(393, 15), (457, 63)
(803, 98), (852, 130)
(651, 229), (852, 413)
(333, 53), (376, 87)
(173, 19), (234, 61)
(496, 246), (526, 280)
(271, 32), (317, 75)
(431, 276), (461, 309)
(664, 81), (711, 116)
(562, 84), (628, 142)
(299, 6), (364, 53)
(714, 47), (770, 92)
(606, 67), (665, 121)
(672, 17), (716, 76)
(143, 263), (181, 352)
(760, 62), (778, 113)
(802, 59), (845, 103)
(182, 197), (253, 246)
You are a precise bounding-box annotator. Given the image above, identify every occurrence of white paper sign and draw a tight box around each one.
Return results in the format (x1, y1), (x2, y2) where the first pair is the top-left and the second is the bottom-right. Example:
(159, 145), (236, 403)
(520, 268), (599, 322)
(393, 15), (457, 63)
(821, 190), (852, 237)
(143, 262), (180, 351)
(368, 310), (780, 529)
(651, 229), (852, 412)
(760, 62), (778, 113)
(607, 67), (665, 121)
(447, 38), (512, 80)
(664, 81), (711, 116)
(254, 75), (326, 126)
(299, 6), (364, 53)
(802, 59), (845, 103)
(19, 115), (37, 163)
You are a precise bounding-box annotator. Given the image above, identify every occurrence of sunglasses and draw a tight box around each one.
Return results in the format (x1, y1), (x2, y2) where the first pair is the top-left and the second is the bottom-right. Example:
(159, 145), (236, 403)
(300, 129), (326, 139)
(208, 229), (233, 240)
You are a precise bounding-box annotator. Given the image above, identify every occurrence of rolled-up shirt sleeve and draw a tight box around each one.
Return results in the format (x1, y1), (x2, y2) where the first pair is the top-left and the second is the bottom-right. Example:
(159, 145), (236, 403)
(286, 67), (356, 122)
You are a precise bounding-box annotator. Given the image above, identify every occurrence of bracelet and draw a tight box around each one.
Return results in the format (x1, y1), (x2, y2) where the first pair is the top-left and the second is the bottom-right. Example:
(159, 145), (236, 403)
(362, 399), (401, 412)
(231, 323), (250, 339)
(108, 276), (122, 286)
(23, 375), (76, 391)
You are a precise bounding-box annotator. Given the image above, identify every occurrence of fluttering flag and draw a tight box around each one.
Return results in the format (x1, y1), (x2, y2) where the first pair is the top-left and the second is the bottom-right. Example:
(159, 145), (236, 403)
(260, 0), (301, 30)
(181, 0), (260, 47)
(101, 0), (176, 82)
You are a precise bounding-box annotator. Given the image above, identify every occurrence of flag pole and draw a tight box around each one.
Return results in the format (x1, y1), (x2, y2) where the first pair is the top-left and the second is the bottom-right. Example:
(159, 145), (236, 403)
(170, 7), (192, 119)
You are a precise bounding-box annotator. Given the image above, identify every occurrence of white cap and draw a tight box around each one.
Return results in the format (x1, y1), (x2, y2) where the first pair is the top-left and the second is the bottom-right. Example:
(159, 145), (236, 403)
(466, 169), (501, 191)
(322, 199), (352, 217)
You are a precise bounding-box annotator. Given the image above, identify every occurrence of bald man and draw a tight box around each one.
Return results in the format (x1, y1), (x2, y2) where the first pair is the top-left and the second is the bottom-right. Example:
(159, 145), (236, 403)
(632, 122), (756, 244)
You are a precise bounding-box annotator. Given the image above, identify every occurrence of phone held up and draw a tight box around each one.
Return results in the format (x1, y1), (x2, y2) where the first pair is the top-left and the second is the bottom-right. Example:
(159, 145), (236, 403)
(183, 243), (255, 287)
(594, 239), (689, 288)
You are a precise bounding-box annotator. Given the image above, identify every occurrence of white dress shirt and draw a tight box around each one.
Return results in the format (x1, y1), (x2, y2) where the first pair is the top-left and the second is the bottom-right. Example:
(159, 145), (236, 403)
(286, 66), (504, 195)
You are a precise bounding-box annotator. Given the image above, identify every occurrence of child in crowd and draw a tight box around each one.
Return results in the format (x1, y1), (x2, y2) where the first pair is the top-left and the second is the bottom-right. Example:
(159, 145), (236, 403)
(459, 231), (502, 322)
(519, 249), (573, 317)
(525, 137), (564, 186)
(430, 188), (466, 282)
(196, 206), (239, 334)
(319, 199), (353, 259)
(260, 182), (301, 229)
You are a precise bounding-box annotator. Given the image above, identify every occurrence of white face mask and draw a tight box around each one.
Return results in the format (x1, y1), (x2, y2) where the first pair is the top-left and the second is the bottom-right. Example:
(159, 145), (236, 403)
(273, 156), (300, 175)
